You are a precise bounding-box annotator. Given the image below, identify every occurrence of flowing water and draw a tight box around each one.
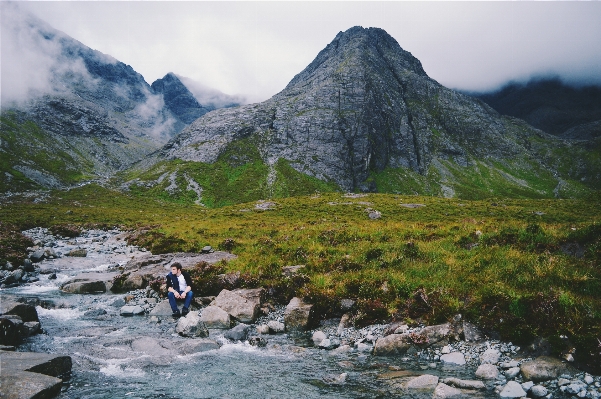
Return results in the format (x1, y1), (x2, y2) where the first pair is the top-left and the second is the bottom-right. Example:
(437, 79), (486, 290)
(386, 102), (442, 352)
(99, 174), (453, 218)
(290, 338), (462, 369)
(5, 229), (500, 398)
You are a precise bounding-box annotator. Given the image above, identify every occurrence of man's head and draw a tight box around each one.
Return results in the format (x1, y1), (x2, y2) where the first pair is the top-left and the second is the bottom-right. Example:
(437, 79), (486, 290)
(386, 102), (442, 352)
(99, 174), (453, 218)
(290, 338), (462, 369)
(170, 262), (182, 275)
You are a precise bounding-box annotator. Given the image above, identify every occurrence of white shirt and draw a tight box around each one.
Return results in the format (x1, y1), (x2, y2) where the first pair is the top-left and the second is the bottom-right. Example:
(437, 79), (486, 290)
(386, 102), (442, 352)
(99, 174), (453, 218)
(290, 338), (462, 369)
(177, 274), (187, 292)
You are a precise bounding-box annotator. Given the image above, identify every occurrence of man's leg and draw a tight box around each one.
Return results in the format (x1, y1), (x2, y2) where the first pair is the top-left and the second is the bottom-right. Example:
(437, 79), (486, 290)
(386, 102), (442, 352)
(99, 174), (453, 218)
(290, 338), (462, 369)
(168, 292), (180, 314)
(182, 290), (194, 314)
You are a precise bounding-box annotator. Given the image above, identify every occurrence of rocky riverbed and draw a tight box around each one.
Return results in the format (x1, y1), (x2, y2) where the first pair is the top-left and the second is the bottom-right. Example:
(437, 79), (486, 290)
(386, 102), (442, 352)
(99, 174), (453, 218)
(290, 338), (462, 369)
(1, 227), (600, 399)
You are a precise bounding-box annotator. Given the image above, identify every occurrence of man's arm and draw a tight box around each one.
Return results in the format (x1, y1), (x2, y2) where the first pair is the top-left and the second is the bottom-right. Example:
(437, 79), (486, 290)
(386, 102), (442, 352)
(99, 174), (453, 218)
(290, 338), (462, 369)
(183, 272), (192, 294)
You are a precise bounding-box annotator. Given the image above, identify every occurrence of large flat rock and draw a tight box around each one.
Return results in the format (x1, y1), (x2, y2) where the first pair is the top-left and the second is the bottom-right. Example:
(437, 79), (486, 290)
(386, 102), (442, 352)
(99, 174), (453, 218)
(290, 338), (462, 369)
(0, 351), (72, 399)
(0, 299), (39, 322)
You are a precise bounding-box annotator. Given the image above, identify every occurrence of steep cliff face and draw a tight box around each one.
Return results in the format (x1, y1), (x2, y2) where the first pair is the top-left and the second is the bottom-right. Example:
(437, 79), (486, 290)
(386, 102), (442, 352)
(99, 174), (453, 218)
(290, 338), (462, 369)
(152, 27), (599, 200)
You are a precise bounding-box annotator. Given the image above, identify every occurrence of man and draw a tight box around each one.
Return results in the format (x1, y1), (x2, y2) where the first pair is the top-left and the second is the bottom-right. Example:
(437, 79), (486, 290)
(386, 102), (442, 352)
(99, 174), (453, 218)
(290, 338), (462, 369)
(166, 262), (193, 317)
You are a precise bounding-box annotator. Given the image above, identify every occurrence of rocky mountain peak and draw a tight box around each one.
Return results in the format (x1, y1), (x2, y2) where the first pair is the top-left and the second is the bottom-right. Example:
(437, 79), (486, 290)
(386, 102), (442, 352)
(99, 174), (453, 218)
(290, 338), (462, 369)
(151, 73), (213, 125)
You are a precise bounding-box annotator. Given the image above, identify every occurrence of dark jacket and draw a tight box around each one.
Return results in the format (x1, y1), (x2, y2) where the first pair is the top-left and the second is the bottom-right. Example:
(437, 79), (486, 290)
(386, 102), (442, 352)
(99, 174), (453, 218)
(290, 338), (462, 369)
(166, 271), (193, 292)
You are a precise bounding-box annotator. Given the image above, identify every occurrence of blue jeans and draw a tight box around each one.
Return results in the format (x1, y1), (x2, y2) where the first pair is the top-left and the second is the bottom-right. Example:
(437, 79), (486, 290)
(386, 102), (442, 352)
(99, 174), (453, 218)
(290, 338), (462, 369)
(168, 290), (194, 312)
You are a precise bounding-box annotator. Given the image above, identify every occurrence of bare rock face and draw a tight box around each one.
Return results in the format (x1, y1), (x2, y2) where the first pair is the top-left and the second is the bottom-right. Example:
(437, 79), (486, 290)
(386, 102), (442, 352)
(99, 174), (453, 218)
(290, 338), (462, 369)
(283, 297), (314, 331)
(520, 356), (573, 382)
(213, 289), (260, 323)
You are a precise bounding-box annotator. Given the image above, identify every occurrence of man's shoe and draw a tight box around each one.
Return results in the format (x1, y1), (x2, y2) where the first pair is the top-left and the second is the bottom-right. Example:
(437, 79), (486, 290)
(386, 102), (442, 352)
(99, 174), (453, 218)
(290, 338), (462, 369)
(181, 307), (189, 316)
(172, 310), (181, 318)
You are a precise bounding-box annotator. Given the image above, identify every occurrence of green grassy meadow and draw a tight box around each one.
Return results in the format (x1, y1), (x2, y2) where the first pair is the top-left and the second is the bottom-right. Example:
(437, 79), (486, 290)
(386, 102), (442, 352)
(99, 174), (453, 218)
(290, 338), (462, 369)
(1, 185), (600, 370)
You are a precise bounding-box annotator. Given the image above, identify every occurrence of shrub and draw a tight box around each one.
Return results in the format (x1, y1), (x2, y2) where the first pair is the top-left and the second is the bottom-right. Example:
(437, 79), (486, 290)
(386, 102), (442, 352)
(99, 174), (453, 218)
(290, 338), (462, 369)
(219, 238), (237, 252)
(353, 299), (388, 327)
(0, 222), (34, 266)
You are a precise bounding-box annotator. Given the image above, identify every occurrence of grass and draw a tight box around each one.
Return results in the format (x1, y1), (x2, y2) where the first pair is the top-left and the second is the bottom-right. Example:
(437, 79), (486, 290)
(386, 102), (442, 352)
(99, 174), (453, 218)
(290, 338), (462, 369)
(1, 185), (600, 372)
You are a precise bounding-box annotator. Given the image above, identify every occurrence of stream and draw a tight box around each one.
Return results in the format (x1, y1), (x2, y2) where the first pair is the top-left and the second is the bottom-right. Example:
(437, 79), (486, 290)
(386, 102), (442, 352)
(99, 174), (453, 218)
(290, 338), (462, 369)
(5, 228), (502, 398)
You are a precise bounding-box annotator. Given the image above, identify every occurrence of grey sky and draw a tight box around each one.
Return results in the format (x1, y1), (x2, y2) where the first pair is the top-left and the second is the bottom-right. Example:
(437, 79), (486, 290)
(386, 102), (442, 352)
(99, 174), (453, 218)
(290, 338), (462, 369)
(10, 1), (601, 104)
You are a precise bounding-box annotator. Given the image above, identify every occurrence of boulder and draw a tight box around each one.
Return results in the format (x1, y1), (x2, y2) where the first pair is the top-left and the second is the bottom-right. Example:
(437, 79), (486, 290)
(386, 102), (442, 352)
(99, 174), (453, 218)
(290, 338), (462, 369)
(200, 306), (231, 329)
(175, 312), (209, 338)
(531, 385), (548, 397)
(248, 336), (267, 347)
(312, 330), (327, 346)
(213, 289), (260, 323)
(232, 288), (266, 307)
(177, 339), (220, 355)
(22, 259), (34, 272)
(131, 337), (173, 356)
(267, 320), (285, 333)
(504, 367), (520, 379)
(283, 297), (314, 330)
(256, 324), (270, 334)
(406, 374), (439, 389)
(0, 299), (39, 322)
(461, 321), (482, 342)
(442, 378), (485, 390)
(420, 323), (455, 347)
(66, 248), (87, 257)
(440, 352), (466, 365)
(499, 381), (527, 398)
(433, 383), (462, 398)
(0, 315), (24, 345)
(337, 313), (352, 335)
(23, 321), (42, 337)
(480, 348), (500, 364)
(520, 356), (572, 382)
(30, 249), (46, 263)
(3, 269), (24, 285)
(120, 306), (145, 316)
(224, 323), (249, 341)
(62, 280), (107, 294)
(149, 300), (198, 316)
(373, 333), (412, 356)
(475, 364), (498, 380)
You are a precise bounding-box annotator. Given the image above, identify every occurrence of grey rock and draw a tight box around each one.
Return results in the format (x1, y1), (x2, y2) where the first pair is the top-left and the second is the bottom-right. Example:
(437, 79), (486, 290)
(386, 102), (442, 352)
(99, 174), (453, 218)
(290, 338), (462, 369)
(340, 299), (356, 311)
(176, 338), (220, 355)
(531, 385), (548, 397)
(440, 352), (466, 365)
(282, 265), (305, 277)
(61, 280), (107, 294)
(256, 324), (270, 334)
(373, 333), (412, 356)
(30, 249), (46, 263)
(480, 348), (501, 364)
(406, 374), (439, 389)
(433, 383), (462, 398)
(521, 381), (534, 391)
(0, 299), (39, 322)
(0, 315), (24, 345)
(356, 342), (372, 353)
(200, 305), (231, 329)
(442, 378), (485, 390)
(499, 381), (527, 398)
(283, 297), (314, 331)
(248, 336), (267, 347)
(23, 321), (42, 337)
(22, 259), (34, 272)
(318, 338), (333, 349)
(337, 313), (352, 335)
(312, 330), (327, 345)
(120, 305), (144, 316)
(66, 248), (88, 257)
(175, 312), (209, 338)
(504, 366), (521, 379)
(83, 309), (108, 317)
(3, 269), (24, 285)
(475, 364), (499, 380)
(213, 289), (260, 323)
(520, 356), (572, 382)
(267, 320), (285, 333)
(224, 323), (249, 341)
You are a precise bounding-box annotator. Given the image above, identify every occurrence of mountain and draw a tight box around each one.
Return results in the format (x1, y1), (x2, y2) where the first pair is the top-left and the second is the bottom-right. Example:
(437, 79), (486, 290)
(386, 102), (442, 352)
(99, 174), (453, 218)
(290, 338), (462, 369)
(0, 6), (233, 193)
(472, 78), (601, 139)
(151, 73), (214, 127)
(126, 27), (600, 205)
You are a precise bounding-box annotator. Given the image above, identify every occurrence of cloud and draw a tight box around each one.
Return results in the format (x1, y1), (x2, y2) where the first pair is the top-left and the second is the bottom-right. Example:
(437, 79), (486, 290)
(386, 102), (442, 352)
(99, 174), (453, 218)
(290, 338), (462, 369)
(0, 3), (99, 107)
(176, 75), (246, 109)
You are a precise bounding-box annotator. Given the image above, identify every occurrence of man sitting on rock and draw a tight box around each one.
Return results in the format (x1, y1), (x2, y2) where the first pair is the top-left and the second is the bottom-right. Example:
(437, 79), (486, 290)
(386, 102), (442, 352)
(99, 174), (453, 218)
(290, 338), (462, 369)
(166, 262), (193, 317)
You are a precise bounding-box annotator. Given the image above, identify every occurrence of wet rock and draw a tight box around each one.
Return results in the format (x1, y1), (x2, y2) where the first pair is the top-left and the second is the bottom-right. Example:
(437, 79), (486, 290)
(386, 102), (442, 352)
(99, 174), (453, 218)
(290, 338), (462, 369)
(248, 336), (267, 347)
(504, 366), (520, 379)
(131, 337), (173, 356)
(61, 280), (107, 294)
(213, 289), (260, 323)
(3, 269), (24, 285)
(440, 352), (466, 365)
(433, 382), (462, 398)
(23, 321), (42, 337)
(531, 385), (548, 397)
(267, 320), (285, 333)
(480, 348), (500, 364)
(356, 342), (372, 353)
(499, 381), (527, 398)
(66, 248), (87, 257)
(475, 364), (498, 380)
(312, 331), (327, 346)
(175, 312), (209, 338)
(200, 305), (231, 329)
(406, 374), (439, 389)
(318, 338), (334, 349)
(323, 373), (347, 385)
(0, 299), (40, 322)
(224, 323), (249, 341)
(30, 249), (46, 263)
(331, 345), (352, 355)
(442, 378), (485, 390)
(84, 309), (108, 318)
(337, 313), (352, 335)
(120, 305), (145, 316)
(22, 259), (34, 272)
(256, 324), (270, 334)
(177, 339), (220, 355)
(521, 381), (534, 391)
(520, 356), (572, 382)
(0, 315), (24, 345)
(110, 298), (126, 307)
(373, 333), (412, 356)
(283, 297), (314, 331)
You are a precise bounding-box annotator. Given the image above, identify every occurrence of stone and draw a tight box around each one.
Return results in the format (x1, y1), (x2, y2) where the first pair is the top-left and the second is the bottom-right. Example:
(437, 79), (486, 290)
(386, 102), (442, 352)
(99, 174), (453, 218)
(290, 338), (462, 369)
(30, 249), (46, 263)
(248, 336), (267, 347)
(475, 364), (499, 380)
(442, 378), (485, 390)
(521, 381), (534, 391)
(367, 209), (382, 219)
(440, 352), (466, 365)
(175, 312), (209, 338)
(0, 299), (40, 322)
(500, 360), (520, 369)
(61, 278), (109, 294)
(267, 320), (285, 333)
(520, 356), (572, 382)
(3, 269), (24, 285)
(200, 306), (231, 329)
(66, 248), (88, 257)
(83, 309), (107, 318)
(441, 345), (451, 354)
(282, 265), (305, 277)
(433, 383), (462, 398)
(340, 299), (356, 311)
(356, 343), (372, 353)
(149, 300), (197, 316)
(213, 289), (260, 323)
(504, 366), (520, 379)
(318, 338), (334, 349)
(224, 323), (249, 341)
(499, 381), (527, 398)
(120, 305), (145, 316)
(557, 378), (570, 386)
(331, 345), (352, 355)
(462, 321), (482, 342)
(312, 330), (327, 346)
(323, 373), (348, 385)
(394, 325), (409, 334)
(256, 324), (270, 334)
(584, 375), (594, 384)
(480, 348), (501, 364)
(373, 333), (412, 356)
(531, 385), (548, 397)
(22, 259), (34, 272)
(420, 323), (455, 346)
(232, 288), (266, 307)
(0, 316), (24, 345)
(283, 297), (314, 330)
(406, 374), (439, 389)
(201, 246), (213, 254)
(337, 313), (352, 335)
(177, 339), (220, 355)
(23, 321), (41, 337)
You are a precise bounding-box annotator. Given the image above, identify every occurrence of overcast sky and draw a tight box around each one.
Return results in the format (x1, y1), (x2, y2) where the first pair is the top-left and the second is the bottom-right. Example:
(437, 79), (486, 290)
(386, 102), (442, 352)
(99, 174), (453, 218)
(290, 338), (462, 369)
(8, 1), (601, 104)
